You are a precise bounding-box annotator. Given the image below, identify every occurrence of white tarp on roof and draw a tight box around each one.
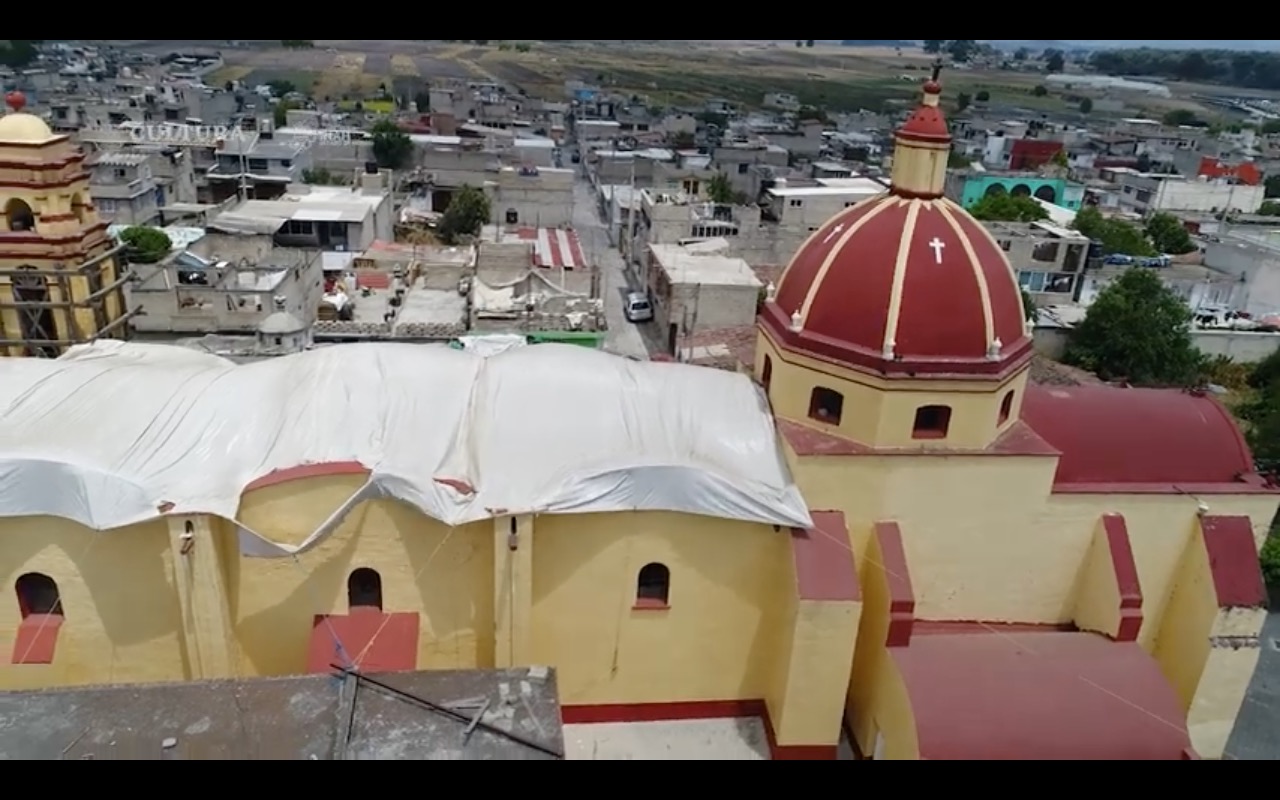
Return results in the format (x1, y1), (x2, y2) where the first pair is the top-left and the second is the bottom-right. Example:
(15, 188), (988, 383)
(0, 342), (811, 558)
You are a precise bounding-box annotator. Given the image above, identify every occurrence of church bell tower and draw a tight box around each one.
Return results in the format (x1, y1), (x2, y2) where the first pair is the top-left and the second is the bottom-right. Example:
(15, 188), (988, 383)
(0, 91), (131, 358)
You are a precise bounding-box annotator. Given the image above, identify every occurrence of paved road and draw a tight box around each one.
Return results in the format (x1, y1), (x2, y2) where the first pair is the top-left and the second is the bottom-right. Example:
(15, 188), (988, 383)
(571, 176), (649, 360)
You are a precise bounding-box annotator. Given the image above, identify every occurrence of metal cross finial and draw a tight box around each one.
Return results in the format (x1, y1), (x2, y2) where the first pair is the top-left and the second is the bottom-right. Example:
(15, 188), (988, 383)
(931, 58), (944, 83)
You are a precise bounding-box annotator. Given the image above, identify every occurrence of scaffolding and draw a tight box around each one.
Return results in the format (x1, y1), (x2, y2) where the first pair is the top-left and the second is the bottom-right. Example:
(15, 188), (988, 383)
(0, 244), (140, 357)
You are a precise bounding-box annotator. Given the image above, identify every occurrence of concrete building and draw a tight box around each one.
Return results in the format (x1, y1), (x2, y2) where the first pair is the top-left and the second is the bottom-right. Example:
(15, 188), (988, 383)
(1204, 228), (1280, 318)
(985, 220), (1091, 304)
(0, 91), (133, 358)
(208, 183), (395, 253)
(1102, 167), (1267, 216)
(127, 233), (322, 336)
(0, 79), (1273, 763)
(647, 241), (763, 352)
(87, 151), (161, 226)
(946, 170), (1085, 211)
(762, 180), (887, 230)
(207, 137), (312, 203)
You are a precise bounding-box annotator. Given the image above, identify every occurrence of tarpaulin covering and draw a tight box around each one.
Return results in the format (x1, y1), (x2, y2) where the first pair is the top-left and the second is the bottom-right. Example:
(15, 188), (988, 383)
(0, 342), (811, 557)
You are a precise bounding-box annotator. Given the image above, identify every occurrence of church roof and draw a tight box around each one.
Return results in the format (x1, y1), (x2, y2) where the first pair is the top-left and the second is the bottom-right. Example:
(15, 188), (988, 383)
(0, 341), (811, 555)
(0, 91), (57, 144)
(760, 78), (1031, 379)
(764, 193), (1031, 378)
(1022, 384), (1263, 489)
(893, 631), (1193, 760)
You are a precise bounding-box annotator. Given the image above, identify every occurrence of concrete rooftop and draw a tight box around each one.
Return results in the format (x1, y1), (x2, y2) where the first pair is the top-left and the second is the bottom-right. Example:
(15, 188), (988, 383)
(0, 668), (564, 761)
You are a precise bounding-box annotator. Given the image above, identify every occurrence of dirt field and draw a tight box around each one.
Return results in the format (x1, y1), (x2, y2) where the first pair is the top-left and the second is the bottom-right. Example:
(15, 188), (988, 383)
(198, 40), (1219, 116)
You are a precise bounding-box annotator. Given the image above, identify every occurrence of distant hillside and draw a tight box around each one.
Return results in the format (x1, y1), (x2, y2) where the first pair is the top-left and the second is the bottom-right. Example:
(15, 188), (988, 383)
(841, 41), (914, 48)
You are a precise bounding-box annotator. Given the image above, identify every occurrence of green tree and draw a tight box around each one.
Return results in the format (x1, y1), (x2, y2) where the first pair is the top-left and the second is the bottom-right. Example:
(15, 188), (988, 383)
(1064, 268), (1201, 386)
(1163, 109), (1206, 128)
(370, 119), (413, 170)
(707, 172), (735, 204)
(1073, 207), (1157, 257)
(1013, 48), (1029, 61)
(947, 40), (977, 62)
(923, 40), (947, 54)
(1022, 289), (1037, 322)
(969, 193), (1049, 223)
(975, 90), (990, 103)
(1145, 212), (1197, 255)
(1259, 200), (1280, 217)
(1079, 97), (1094, 114)
(956, 92), (972, 112)
(1045, 51), (1066, 73)
(1032, 85), (1048, 97)
(117, 226), (173, 264)
(1265, 174), (1280, 199)
(438, 185), (491, 245)
(413, 90), (432, 112)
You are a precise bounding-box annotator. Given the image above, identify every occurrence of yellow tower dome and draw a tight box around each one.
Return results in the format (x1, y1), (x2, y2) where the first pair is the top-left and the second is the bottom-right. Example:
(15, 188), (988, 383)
(0, 91), (55, 143)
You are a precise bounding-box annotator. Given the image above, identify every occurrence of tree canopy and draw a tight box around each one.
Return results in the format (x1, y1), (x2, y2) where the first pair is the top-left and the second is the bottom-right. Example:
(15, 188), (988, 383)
(1145, 212), (1198, 255)
(1063, 268), (1201, 386)
(438, 185), (491, 245)
(969, 193), (1048, 223)
(1073, 207), (1157, 257)
(117, 226), (173, 264)
(370, 120), (413, 170)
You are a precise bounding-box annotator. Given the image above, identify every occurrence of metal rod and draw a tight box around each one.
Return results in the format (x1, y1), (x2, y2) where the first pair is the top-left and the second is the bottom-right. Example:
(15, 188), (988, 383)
(0, 305), (141, 347)
(0, 271), (131, 309)
(329, 666), (564, 759)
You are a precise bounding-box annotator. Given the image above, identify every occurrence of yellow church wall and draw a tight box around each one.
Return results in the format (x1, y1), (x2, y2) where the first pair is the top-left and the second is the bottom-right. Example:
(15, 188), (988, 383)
(1151, 517), (1270, 760)
(530, 512), (789, 707)
(790, 449), (1275, 640)
(233, 479), (494, 677)
(757, 331), (1027, 451)
(845, 530), (919, 760)
(0, 516), (186, 690)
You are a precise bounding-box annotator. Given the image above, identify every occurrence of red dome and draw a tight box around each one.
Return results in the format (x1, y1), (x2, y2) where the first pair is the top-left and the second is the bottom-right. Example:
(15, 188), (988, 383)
(762, 194), (1032, 379)
(4, 91), (25, 112)
(898, 103), (949, 142)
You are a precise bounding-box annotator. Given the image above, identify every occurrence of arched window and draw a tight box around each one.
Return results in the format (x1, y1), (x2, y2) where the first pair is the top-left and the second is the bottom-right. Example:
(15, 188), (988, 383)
(913, 405), (952, 440)
(347, 568), (383, 611)
(15, 573), (62, 618)
(3, 198), (35, 232)
(1034, 185), (1057, 203)
(809, 387), (844, 426)
(998, 391), (1016, 426)
(761, 355), (773, 391)
(635, 563), (670, 609)
(1011, 184), (1033, 198)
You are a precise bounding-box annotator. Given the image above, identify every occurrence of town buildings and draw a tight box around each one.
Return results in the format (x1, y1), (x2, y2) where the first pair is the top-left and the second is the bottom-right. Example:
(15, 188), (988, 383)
(0, 78), (1272, 762)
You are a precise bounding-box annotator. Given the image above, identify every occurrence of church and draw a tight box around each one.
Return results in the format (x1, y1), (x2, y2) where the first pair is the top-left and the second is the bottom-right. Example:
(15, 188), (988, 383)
(0, 79), (1274, 761)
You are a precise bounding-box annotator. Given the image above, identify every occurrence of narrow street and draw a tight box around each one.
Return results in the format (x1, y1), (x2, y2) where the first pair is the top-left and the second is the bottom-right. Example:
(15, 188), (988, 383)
(571, 176), (650, 360)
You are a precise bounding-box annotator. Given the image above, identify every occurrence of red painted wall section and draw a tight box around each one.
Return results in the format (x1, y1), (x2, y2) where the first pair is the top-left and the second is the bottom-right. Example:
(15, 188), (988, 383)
(243, 461), (370, 493)
(1101, 514), (1144, 642)
(791, 511), (861, 602)
(874, 522), (916, 647)
(1199, 516), (1268, 609)
(307, 608), (420, 674)
(11, 615), (62, 665)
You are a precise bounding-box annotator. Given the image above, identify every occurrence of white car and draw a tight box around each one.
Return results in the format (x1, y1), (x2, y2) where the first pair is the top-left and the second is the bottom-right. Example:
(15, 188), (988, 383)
(624, 293), (654, 323)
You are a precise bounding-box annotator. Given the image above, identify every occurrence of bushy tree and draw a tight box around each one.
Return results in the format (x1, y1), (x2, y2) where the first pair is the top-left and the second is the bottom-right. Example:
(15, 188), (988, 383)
(117, 226), (173, 264)
(1064, 268), (1202, 386)
(969, 194), (1048, 223)
(1073, 207), (1157, 257)
(438, 185), (491, 244)
(370, 119), (413, 170)
(707, 172), (734, 205)
(1145, 212), (1197, 255)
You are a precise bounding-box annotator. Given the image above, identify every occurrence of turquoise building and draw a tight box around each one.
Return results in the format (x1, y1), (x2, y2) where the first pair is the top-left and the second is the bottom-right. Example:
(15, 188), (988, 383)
(945, 173), (1085, 211)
